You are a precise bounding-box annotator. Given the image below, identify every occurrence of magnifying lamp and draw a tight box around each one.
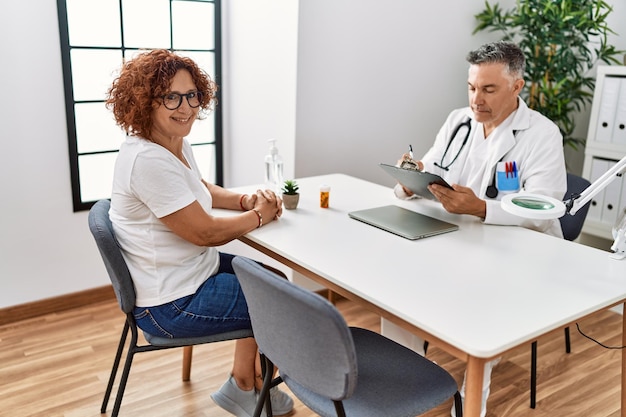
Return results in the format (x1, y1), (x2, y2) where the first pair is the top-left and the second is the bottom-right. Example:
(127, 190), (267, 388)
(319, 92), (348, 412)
(501, 155), (626, 260)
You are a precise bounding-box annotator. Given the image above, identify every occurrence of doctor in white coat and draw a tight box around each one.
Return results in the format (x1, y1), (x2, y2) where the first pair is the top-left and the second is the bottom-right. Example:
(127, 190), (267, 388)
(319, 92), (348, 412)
(385, 41), (567, 417)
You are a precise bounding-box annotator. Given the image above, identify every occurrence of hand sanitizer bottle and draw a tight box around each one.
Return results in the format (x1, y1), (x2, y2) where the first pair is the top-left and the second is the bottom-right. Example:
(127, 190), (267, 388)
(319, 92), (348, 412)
(264, 139), (284, 194)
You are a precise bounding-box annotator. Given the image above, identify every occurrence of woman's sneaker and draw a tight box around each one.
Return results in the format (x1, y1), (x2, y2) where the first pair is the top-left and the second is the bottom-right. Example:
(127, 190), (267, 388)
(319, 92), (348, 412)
(211, 375), (294, 417)
(258, 386), (294, 416)
(211, 375), (257, 417)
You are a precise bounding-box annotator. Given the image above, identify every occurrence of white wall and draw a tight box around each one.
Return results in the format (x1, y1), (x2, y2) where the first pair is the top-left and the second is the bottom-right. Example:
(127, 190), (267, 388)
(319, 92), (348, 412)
(222, 0), (298, 186)
(1, 0), (624, 309)
(294, 0), (506, 184)
(1, 1), (104, 307)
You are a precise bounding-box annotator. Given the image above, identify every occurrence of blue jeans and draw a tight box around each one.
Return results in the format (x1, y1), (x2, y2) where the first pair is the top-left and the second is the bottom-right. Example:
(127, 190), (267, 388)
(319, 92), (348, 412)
(133, 253), (253, 338)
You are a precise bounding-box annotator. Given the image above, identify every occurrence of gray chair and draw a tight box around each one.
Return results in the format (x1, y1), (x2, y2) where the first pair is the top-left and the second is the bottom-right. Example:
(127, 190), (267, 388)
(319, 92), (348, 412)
(232, 256), (462, 417)
(529, 173), (591, 408)
(88, 199), (253, 417)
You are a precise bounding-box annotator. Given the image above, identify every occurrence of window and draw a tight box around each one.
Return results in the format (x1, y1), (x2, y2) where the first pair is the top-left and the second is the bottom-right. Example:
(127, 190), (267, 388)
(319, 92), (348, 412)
(57, 0), (222, 211)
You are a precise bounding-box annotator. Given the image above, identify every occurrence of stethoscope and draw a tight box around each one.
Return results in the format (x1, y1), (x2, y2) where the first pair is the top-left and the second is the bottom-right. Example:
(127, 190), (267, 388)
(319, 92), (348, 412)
(434, 116), (472, 171)
(434, 116), (518, 199)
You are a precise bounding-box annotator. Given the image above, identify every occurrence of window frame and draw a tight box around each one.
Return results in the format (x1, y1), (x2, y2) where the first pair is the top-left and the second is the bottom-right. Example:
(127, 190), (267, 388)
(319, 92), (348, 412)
(56, 0), (223, 212)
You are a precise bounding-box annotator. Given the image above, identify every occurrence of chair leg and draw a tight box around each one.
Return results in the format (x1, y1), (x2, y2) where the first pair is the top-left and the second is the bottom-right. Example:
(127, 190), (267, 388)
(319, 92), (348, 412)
(333, 400), (347, 417)
(182, 346), (193, 381)
(110, 325), (140, 417)
(254, 354), (274, 417)
(101, 321), (130, 413)
(530, 341), (537, 409)
(453, 391), (463, 417)
(564, 326), (571, 353)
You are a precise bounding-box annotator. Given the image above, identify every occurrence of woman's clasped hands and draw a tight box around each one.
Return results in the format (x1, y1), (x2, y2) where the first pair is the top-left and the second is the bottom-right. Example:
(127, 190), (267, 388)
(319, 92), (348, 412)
(252, 189), (283, 225)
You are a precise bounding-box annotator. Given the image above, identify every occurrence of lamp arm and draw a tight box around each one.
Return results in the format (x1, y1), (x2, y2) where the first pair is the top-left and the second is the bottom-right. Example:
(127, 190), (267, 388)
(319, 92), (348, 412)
(567, 155), (626, 216)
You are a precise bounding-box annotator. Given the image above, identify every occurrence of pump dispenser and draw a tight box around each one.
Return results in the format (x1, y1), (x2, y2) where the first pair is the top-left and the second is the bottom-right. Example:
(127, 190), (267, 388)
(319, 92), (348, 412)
(264, 139), (284, 194)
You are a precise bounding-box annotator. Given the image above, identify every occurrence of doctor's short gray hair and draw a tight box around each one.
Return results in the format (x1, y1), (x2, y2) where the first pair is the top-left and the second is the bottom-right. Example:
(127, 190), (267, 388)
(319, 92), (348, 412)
(466, 41), (525, 80)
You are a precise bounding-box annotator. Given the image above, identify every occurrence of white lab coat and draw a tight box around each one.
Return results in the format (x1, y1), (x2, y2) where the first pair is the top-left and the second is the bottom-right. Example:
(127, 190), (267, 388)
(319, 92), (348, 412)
(398, 98), (566, 238)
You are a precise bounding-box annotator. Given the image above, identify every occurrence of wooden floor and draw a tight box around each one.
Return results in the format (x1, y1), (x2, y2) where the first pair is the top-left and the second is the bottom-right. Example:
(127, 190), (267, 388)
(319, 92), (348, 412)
(0, 297), (623, 417)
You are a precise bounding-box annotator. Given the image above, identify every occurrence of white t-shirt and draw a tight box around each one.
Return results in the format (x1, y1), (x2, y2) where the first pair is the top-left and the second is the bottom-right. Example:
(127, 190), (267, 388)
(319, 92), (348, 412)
(109, 136), (219, 307)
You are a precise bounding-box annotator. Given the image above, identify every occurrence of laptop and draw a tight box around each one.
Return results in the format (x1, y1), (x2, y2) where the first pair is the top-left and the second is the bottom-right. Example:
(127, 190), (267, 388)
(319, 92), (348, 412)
(348, 205), (458, 240)
(379, 163), (452, 200)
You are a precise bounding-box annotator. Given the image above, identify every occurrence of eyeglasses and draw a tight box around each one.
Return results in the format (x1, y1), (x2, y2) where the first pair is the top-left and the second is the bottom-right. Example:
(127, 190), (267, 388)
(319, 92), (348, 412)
(160, 91), (204, 110)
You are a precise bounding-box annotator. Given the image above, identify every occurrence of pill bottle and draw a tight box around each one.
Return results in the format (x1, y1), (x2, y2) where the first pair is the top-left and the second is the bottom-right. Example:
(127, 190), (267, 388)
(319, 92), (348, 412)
(320, 185), (330, 208)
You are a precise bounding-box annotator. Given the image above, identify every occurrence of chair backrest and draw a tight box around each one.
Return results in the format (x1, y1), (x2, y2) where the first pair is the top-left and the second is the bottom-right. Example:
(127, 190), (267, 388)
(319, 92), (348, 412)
(232, 257), (358, 401)
(88, 199), (136, 313)
(560, 173), (592, 241)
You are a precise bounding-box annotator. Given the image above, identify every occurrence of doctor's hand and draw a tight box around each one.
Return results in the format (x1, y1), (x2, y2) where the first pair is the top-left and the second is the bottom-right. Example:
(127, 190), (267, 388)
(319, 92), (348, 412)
(396, 153), (424, 171)
(428, 183), (487, 219)
(396, 153), (424, 196)
(398, 182), (415, 197)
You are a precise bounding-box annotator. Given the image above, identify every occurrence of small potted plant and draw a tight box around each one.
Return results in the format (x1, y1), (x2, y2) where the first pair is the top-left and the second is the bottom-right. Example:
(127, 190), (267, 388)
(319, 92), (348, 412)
(281, 179), (300, 209)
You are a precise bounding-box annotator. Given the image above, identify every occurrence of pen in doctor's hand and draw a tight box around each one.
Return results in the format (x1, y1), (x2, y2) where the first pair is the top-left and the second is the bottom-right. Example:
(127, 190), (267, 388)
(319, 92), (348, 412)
(408, 145), (414, 160)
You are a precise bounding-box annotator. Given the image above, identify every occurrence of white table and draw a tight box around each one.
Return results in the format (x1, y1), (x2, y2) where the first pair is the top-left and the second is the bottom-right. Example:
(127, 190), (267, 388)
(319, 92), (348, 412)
(224, 173), (626, 417)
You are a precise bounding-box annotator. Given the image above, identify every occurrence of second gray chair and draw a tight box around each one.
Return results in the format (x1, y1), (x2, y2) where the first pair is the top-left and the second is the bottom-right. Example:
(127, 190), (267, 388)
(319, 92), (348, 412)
(232, 256), (462, 417)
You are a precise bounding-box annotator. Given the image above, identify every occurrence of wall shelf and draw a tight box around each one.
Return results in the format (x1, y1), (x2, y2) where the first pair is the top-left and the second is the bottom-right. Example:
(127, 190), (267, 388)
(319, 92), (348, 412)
(581, 65), (626, 239)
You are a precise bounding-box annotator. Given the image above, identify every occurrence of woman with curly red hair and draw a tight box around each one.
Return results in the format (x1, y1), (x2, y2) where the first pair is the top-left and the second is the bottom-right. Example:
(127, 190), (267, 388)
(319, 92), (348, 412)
(106, 49), (293, 417)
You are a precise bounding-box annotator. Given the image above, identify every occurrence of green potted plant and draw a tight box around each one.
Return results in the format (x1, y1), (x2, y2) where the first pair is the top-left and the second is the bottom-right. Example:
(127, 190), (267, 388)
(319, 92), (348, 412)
(473, 0), (624, 150)
(281, 179), (300, 210)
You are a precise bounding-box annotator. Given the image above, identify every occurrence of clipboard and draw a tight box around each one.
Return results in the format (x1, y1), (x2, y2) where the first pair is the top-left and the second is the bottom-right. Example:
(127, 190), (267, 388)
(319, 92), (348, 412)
(379, 163), (452, 200)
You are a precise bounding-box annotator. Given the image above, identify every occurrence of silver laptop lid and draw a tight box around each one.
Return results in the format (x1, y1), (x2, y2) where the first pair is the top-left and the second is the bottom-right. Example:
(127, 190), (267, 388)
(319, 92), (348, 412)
(348, 205), (458, 240)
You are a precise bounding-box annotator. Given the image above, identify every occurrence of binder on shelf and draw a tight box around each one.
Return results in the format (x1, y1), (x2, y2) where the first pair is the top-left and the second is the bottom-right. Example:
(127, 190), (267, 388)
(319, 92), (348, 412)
(612, 77), (626, 145)
(618, 177), (626, 230)
(587, 158), (609, 222)
(581, 67), (626, 240)
(601, 160), (622, 225)
(595, 76), (621, 143)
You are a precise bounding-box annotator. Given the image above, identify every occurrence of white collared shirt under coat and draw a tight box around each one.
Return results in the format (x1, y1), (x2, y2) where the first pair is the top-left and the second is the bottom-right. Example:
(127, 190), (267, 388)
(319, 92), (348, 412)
(398, 98), (566, 238)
